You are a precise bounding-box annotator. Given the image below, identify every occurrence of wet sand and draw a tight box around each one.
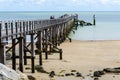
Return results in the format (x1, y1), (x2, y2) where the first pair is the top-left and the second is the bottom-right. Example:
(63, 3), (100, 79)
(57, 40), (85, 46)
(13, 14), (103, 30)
(7, 40), (120, 80)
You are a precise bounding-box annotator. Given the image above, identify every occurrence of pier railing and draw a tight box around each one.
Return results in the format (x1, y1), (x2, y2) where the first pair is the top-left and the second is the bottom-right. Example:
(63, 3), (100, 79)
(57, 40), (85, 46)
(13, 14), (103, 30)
(0, 15), (75, 42)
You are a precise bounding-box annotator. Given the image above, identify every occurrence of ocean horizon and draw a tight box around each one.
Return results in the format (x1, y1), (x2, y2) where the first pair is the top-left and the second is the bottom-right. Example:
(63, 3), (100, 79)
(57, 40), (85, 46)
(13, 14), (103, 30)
(0, 11), (120, 41)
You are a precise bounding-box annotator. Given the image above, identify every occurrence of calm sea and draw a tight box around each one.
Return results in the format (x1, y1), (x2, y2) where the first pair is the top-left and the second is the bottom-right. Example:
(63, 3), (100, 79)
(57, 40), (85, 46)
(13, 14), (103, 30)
(0, 11), (120, 40)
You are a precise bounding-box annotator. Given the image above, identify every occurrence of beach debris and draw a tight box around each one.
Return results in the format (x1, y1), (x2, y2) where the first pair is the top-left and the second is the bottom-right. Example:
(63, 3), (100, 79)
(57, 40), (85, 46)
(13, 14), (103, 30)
(93, 71), (105, 77)
(94, 77), (99, 80)
(103, 67), (120, 73)
(35, 65), (49, 74)
(65, 73), (71, 76)
(49, 71), (55, 77)
(71, 70), (77, 72)
(58, 70), (66, 77)
(25, 67), (31, 70)
(27, 75), (36, 80)
(76, 72), (82, 77)
(59, 70), (66, 74)
(71, 73), (75, 76)
(86, 73), (92, 76)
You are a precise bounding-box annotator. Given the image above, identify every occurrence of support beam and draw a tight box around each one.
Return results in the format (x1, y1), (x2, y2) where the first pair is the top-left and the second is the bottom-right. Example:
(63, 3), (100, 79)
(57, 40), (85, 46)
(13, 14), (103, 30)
(31, 34), (35, 73)
(38, 31), (42, 65)
(0, 42), (7, 64)
(45, 29), (48, 59)
(18, 37), (24, 72)
(12, 39), (16, 70)
(24, 36), (27, 65)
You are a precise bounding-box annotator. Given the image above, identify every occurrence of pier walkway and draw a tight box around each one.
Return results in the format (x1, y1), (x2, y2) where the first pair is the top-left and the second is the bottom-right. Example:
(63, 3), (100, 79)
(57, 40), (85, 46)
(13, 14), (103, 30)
(0, 14), (78, 73)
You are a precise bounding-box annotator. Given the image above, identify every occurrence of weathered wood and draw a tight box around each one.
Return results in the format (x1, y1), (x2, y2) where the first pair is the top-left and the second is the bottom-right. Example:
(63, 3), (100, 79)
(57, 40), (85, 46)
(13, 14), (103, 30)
(18, 37), (24, 72)
(45, 29), (48, 59)
(15, 21), (18, 38)
(5, 23), (8, 41)
(11, 21), (13, 39)
(24, 36), (27, 65)
(37, 31), (42, 65)
(6, 40), (19, 53)
(0, 14), (78, 73)
(31, 33), (35, 73)
(0, 42), (7, 64)
(60, 49), (62, 60)
(0, 22), (2, 43)
(12, 39), (16, 70)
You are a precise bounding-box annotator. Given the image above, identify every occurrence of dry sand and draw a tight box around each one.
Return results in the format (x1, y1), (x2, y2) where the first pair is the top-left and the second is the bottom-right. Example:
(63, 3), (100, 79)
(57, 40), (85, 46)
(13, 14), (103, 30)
(7, 40), (120, 80)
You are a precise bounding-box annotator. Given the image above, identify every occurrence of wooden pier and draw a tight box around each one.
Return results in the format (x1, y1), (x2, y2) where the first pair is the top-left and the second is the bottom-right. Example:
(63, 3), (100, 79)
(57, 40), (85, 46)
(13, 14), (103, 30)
(0, 14), (78, 73)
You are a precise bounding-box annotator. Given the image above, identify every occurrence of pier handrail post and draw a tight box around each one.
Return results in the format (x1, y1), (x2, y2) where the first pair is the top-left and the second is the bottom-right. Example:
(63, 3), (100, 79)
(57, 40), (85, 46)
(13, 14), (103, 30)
(0, 21), (2, 43)
(0, 22), (7, 64)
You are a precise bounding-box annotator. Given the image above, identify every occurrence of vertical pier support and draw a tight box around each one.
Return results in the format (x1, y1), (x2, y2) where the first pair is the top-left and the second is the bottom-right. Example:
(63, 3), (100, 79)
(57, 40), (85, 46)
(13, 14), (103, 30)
(12, 39), (16, 70)
(60, 49), (62, 60)
(0, 42), (7, 64)
(45, 29), (48, 59)
(31, 34), (35, 73)
(18, 37), (24, 72)
(37, 31), (42, 65)
(24, 36), (27, 65)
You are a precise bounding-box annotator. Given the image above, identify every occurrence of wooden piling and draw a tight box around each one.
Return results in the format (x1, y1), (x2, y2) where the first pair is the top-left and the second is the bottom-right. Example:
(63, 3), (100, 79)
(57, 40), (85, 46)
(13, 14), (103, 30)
(18, 37), (24, 72)
(31, 33), (35, 73)
(45, 29), (48, 59)
(93, 15), (96, 25)
(0, 42), (6, 64)
(24, 36), (27, 65)
(37, 31), (42, 65)
(12, 39), (16, 70)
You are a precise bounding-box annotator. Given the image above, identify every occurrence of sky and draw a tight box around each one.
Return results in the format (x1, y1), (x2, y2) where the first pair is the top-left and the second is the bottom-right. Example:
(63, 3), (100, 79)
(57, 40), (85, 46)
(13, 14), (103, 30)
(0, 0), (120, 11)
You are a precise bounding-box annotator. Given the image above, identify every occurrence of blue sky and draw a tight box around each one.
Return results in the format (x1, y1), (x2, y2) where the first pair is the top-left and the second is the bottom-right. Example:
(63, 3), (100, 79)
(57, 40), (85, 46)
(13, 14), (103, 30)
(0, 0), (120, 11)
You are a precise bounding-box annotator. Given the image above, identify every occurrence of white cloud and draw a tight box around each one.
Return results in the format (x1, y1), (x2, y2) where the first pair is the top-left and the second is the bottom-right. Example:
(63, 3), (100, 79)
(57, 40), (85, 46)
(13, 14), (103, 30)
(100, 0), (120, 5)
(100, 0), (109, 4)
(72, 0), (76, 2)
(0, 0), (45, 4)
(35, 0), (45, 4)
(0, 0), (120, 11)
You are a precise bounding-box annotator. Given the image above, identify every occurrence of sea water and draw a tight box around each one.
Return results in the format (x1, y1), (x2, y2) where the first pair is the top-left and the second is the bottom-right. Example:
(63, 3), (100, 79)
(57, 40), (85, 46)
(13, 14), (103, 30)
(0, 11), (120, 40)
(70, 11), (120, 40)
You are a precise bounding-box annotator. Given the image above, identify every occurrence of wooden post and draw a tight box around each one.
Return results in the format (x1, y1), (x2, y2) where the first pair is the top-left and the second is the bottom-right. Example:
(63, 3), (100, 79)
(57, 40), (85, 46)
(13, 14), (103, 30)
(45, 29), (48, 59)
(0, 42), (6, 64)
(23, 21), (27, 65)
(93, 15), (96, 25)
(5, 23), (8, 41)
(60, 49), (62, 60)
(38, 31), (42, 65)
(24, 36), (27, 65)
(0, 20), (6, 64)
(18, 37), (24, 72)
(0, 22), (2, 43)
(12, 39), (16, 70)
(49, 27), (52, 53)
(55, 26), (58, 46)
(31, 34), (35, 73)
(15, 21), (18, 38)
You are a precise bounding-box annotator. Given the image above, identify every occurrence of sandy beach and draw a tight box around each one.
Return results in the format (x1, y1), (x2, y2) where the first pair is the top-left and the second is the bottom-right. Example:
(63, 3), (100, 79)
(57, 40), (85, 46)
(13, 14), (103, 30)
(6, 40), (120, 80)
